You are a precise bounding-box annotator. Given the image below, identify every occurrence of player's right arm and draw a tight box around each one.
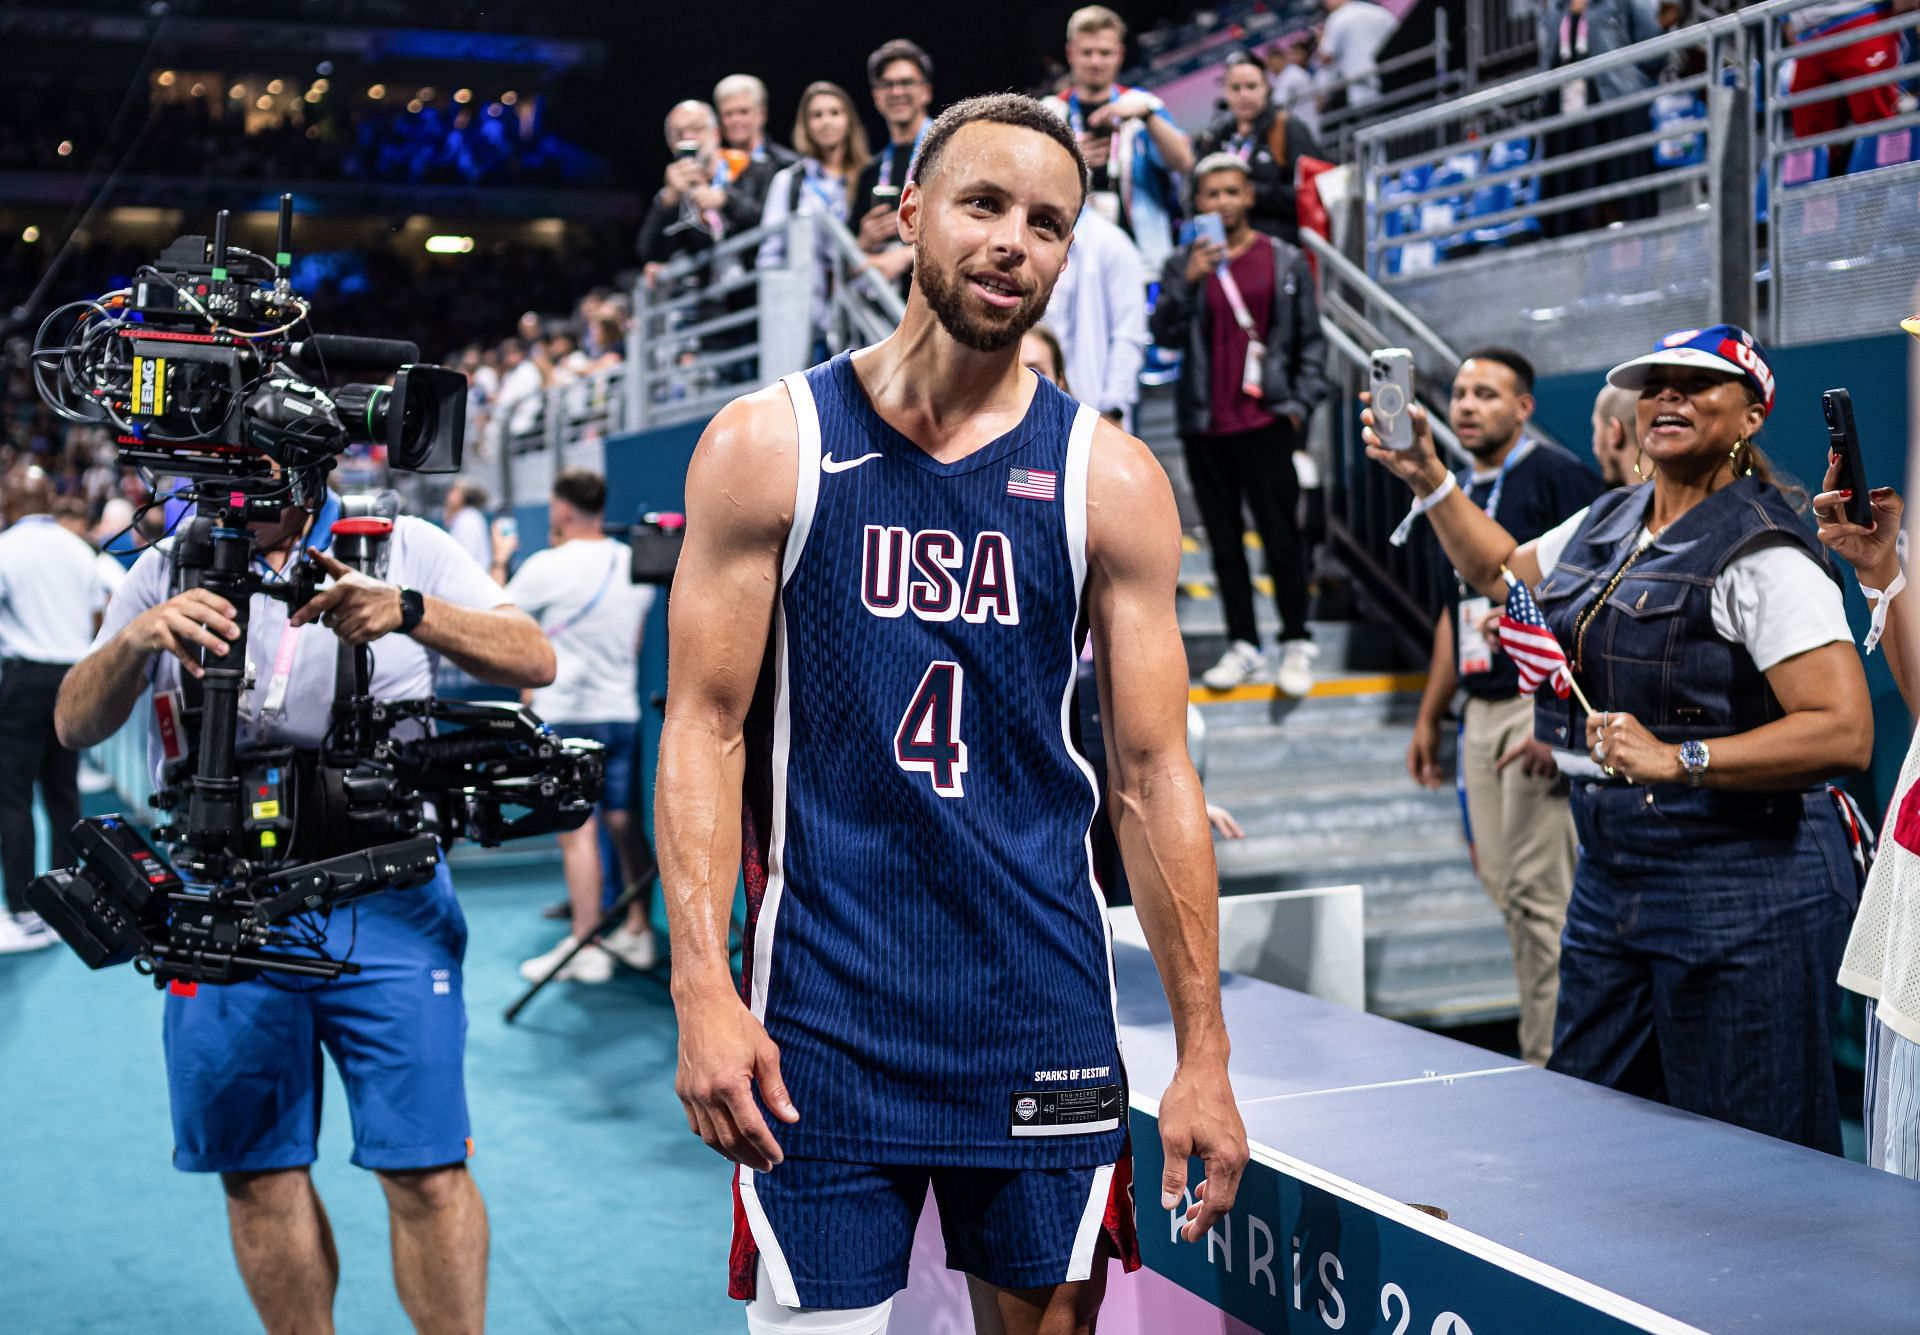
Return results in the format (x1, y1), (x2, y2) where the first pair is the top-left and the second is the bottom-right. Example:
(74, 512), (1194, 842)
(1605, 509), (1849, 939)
(55, 556), (242, 750)
(658, 387), (802, 1173)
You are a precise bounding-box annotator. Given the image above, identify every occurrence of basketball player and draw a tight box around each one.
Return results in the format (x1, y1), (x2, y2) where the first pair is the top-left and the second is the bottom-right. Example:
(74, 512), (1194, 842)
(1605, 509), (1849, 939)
(659, 93), (1246, 1335)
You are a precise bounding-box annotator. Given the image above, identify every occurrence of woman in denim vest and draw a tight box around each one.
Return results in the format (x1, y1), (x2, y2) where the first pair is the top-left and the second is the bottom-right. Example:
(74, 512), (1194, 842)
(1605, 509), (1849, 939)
(1364, 325), (1871, 1153)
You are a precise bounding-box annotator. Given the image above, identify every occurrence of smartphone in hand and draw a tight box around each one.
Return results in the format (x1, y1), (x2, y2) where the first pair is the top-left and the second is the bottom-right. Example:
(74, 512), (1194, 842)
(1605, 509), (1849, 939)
(1192, 211), (1227, 268)
(1822, 388), (1872, 527)
(1370, 348), (1416, 451)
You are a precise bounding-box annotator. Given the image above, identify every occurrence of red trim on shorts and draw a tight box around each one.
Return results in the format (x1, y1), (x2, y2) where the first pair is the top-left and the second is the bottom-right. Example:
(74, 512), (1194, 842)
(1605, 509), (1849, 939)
(1105, 1143), (1143, 1272)
(728, 1170), (760, 1300)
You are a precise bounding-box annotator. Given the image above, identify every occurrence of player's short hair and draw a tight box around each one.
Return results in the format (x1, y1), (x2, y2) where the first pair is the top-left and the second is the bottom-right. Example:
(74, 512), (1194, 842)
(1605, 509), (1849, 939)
(713, 73), (767, 108)
(552, 468), (606, 517)
(910, 93), (1089, 205)
(867, 38), (934, 88)
(1462, 346), (1536, 394)
(1067, 5), (1127, 41)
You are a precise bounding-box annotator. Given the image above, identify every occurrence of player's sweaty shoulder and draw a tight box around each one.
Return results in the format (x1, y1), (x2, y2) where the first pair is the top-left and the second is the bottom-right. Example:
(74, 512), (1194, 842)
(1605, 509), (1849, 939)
(686, 384), (801, 545)
(1085, 416), (1180, 575)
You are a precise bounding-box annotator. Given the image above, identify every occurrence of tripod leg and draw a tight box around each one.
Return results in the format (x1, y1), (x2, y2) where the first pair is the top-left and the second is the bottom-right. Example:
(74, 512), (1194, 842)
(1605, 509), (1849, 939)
(503, 858), (658, 1024)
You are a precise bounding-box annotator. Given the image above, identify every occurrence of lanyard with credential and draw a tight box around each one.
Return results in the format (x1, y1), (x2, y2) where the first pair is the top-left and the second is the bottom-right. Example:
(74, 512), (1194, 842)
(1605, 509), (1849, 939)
(544, 545), (623, 640)
(877, 121), (929, 190)
(1478, 434), (1536, 525)
(1213, 254), (1266, 399)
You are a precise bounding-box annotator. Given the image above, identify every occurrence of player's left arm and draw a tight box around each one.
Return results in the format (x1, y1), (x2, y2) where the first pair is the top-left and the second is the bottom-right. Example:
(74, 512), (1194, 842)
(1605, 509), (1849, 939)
(1085, 420), (1248, 1243)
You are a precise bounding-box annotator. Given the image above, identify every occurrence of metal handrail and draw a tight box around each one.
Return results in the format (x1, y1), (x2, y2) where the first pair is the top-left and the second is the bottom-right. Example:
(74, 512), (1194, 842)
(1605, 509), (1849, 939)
(1764, 9), (1920, 64)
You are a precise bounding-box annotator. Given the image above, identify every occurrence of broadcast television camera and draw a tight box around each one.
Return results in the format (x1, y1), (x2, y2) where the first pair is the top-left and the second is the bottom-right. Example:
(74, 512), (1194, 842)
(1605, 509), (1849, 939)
(25, 198), (604, 987)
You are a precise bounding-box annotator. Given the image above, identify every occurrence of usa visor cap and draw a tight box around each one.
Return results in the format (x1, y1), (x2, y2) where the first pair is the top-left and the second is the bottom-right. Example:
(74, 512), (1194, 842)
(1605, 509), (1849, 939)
(1606, 323), (1776, 417)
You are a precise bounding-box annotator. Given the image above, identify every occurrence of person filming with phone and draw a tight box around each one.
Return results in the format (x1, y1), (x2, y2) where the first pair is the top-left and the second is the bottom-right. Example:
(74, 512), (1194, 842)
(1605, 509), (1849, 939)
(1368, 324), (1871, 1154)
(1813, 314), (1920, 1182)
(1151, 152), (1327, 695)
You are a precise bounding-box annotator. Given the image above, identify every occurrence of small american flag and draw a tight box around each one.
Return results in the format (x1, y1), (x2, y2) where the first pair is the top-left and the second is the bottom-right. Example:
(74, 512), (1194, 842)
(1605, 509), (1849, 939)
(1498, 570), (1572, 699)
(1007, 467), (1058, 501)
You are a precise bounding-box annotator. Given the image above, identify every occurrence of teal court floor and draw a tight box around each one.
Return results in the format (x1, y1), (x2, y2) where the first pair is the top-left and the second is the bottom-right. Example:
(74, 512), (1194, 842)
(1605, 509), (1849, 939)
(0, 860), (741, 1334)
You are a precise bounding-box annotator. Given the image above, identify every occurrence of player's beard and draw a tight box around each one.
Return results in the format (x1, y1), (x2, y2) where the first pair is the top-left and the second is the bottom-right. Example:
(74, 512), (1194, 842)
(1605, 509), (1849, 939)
(916, 244), (1049, 353)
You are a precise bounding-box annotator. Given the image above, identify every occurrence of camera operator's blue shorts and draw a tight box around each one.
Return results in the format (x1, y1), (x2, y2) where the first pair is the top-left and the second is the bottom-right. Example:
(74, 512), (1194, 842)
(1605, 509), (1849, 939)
(162, 862), (471, 1175)
(556, 720), (639, 812)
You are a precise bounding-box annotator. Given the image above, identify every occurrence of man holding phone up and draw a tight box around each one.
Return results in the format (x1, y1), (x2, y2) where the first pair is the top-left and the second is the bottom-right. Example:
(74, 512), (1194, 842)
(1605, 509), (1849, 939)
(1150, 154), (1327, 694)
(852, 38), (936, 290)
(1401, 349), (1603, 1067)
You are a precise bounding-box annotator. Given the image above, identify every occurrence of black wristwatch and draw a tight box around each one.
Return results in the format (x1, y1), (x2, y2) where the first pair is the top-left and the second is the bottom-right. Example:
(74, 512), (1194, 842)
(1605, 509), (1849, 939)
(397, 587), (425, 636)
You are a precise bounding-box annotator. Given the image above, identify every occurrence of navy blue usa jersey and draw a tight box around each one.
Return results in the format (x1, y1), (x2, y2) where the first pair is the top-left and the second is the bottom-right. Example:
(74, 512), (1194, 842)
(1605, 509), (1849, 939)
(739, 353), (1123, 1169)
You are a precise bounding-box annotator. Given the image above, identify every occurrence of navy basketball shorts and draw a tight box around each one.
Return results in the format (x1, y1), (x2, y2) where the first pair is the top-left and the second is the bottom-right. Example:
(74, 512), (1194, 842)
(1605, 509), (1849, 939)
(728, 1148), (1142, 1309)
(162, 864), (472, 1174)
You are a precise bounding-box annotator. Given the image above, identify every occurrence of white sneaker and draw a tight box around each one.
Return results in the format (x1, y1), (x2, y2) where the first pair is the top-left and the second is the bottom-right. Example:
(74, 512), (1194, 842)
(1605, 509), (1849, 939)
(517, 935), (614, 984)
(1201, 640), (1266, 690)
(1275, 641), (1319, 697)
(0, 912), (55, 955)
(602, 924), (659, 971)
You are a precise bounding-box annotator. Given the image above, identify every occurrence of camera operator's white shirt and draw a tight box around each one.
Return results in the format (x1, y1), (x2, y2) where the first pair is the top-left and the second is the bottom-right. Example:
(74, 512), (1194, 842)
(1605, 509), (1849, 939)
(92, 514), (508, 787)
(504, 536), (653, 725)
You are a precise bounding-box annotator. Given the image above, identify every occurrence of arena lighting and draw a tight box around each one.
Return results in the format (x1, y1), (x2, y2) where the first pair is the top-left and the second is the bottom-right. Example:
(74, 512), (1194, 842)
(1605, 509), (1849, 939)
(56, 140), (73, 156)
(267, 78), (285, 94)
(305, 125), (322, 139)
(255, 95), (273, 111)
(312, 78), (329, 92)
(486, 104), (504, 118)
(424, 235), (474, 254)
(417, 86), (435, 100)
(454, 88), (472, 104)
(157, 70), (176, 86)
(368, 83), (386, 99)
(316, 60), (334, 75)
(501, 90), (518, 106)
(21, 225), (40, 243)
(189, 81), (206, 97)
(406, 98), (424, 114)
(304, 90), (321, 104)
(228, 83), (246, 99)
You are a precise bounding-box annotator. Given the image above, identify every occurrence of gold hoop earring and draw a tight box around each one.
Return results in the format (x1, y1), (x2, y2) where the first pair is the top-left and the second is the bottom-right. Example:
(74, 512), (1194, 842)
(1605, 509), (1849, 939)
(1728, 437), (1751, 476)
(1632, 446), (1648, 480)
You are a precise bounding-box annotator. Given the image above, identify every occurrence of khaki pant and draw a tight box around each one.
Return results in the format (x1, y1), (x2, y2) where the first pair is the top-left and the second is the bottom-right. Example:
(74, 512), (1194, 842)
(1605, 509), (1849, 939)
(1461, 693), (1575, 1066)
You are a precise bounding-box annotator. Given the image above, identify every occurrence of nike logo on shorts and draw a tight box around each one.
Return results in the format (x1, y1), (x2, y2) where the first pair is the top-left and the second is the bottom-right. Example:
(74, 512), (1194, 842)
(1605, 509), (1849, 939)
(821, 451), (883, 474)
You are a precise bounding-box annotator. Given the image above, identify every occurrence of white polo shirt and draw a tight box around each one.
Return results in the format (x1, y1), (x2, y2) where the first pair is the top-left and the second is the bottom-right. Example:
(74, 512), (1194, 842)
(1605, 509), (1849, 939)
(92, 514), (508, 786)
(505, 536), (653, 725)
(0, 515), (119, 664)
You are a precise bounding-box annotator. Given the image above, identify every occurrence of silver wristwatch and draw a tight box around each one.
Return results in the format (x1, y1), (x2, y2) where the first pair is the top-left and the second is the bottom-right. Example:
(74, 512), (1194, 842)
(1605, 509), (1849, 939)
(1678, 739), (1710, 788)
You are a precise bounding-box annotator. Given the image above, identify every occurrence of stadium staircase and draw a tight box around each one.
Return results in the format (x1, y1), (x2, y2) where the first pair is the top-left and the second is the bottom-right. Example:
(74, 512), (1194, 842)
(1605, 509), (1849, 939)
(1137, 387), (1519, 1028)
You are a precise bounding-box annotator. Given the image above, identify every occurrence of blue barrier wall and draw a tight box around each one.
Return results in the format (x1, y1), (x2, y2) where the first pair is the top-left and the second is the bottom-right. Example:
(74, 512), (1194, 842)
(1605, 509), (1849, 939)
(1529, 332), (1914, 811)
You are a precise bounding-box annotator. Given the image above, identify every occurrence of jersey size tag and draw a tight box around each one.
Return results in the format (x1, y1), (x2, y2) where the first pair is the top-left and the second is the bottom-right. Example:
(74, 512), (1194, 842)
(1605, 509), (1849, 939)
(1008, 1083), (1124, 1138)
(154, 688), (186, 762)
(1457, 596), (1494, 676)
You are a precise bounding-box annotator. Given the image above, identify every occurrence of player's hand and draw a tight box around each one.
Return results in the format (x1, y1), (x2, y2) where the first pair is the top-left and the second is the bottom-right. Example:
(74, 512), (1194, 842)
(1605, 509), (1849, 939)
(1495, 735), (1559, 780)
(1813, 453), (1901, 589)
(1585, 710), (1682, 786)
(1206, 803), (1244, 840)
(289, 549), (403, 645)
(1184, 238), (1225, 283)
(1360, 392), (1449, 497)
(1407, 714), (1445, 789)
(674, 984), (799, 1172)
(126, 588), (242, 679)
(1158, 1056), (1247, 1243)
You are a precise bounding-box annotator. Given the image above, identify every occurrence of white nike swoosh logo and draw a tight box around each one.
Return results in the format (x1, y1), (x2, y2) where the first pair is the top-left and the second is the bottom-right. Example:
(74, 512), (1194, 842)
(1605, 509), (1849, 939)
(821, 451), (883, 474)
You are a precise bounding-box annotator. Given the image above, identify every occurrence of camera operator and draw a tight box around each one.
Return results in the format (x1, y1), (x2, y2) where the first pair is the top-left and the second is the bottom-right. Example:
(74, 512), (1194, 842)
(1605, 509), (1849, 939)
(53, 486), (554, 1334)
(0, 465), (119, 954)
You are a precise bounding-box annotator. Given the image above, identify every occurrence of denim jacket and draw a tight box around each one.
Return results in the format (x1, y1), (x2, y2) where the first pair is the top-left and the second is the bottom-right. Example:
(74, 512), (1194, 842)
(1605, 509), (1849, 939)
(1532, 477), (1836, 761)
(1537, 0), (1664, 103)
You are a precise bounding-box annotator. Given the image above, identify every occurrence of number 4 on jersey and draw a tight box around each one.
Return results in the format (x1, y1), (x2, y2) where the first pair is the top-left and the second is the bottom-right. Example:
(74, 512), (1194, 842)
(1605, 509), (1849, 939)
(894, 661), (969, 797)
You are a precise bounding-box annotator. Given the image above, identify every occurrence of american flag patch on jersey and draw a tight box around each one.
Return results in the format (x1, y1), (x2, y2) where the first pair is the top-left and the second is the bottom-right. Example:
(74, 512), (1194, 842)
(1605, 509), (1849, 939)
(1007, 467), (1058, 500)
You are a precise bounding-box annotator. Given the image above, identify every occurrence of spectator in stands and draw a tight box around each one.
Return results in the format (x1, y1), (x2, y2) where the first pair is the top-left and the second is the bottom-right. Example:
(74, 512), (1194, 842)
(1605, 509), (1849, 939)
(1405, 350), (1605, 1067)
(1044, 5), (1195, 273)
(443, 482), (494, 573)
(1591, 382), (1644, 486)
(1193, 49), (1322, 245)
(1268, 34), (1323, 144)
(489, 337), (546, 454)
(1317, 0), (1401, 112)
(1021, 325), (1069, 388)
(1786, 3), (1905, 159)
(714, 73), (799, 169)
(1151, 153), (1329, 695)
(506, 469), (660, 983)
(1041, 202), (1147, 429)
(1367, 324), (1870, 1153)
(760, 81), (872, 362)
(638, 100), (776, 275)
(1536, 0), (1662, 236)
(1813, 342), (1920, 1178)
(852, 39), (935, 289)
